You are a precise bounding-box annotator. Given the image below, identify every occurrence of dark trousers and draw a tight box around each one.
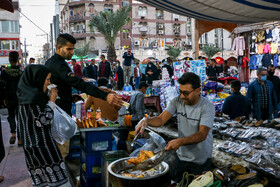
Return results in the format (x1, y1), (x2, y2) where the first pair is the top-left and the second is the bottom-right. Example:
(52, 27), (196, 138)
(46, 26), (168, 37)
(170, 155), (212, 182)
(261, 107), (269, 121)
(0, 116), (5, 162)
(7, 101), (19, 139)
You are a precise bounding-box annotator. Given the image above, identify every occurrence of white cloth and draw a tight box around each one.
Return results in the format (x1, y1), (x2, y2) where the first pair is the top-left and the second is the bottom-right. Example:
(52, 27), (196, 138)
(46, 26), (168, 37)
(272, 27), (279, 42)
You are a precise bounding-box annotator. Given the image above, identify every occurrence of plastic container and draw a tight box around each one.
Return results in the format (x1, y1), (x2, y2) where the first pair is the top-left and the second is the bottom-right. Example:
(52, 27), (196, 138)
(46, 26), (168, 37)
(66, 148), (80, 160)
(81, 148), (102, 178)
(80, 171), (101, 187)
(87, 109), (93, 118)
(95, 107), (101, 121)
(69, 133), (80, 149)
(80, 130), (112, 153)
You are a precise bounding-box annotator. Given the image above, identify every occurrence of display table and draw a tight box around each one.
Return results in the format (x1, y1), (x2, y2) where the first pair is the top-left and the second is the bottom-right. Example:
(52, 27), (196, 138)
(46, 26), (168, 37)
(218, 77), (238, 85)
(120, 95), (162, 113)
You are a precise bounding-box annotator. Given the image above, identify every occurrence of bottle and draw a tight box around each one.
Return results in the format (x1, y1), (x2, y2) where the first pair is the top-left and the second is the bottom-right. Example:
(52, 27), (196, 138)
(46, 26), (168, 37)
(87, 109), (93, 118)
(95, 107), (101, 121)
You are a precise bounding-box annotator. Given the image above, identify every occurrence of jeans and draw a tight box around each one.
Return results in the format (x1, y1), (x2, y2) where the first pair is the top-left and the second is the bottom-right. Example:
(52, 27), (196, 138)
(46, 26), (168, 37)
(123, 65), (131, 85)
(169, 155), (212, 182)
(7, 101), (19, 139)
(134, 77), (140, 89)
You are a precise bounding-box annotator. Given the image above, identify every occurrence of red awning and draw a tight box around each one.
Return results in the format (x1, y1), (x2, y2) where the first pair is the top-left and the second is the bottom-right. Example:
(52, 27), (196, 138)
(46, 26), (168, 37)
(0, 0), (14, 13)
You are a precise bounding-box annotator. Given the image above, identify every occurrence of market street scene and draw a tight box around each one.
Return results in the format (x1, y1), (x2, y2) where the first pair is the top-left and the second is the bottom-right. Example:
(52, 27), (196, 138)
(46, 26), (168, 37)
(1, 0), (280, 187)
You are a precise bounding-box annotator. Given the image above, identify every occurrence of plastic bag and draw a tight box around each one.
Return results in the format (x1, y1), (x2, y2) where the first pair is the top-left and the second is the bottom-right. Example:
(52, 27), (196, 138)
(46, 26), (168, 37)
(52, 104), (77, 145)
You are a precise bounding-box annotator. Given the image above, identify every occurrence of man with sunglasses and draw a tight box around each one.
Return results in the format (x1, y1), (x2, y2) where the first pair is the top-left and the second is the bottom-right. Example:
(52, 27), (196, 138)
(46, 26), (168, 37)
(135, 72), (215, 182)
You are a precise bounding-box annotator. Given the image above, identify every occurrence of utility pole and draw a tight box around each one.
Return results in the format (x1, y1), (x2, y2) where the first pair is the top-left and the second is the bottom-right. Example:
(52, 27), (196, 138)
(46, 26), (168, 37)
(50, 23), (54, 55)
(24, 38), (27, 66)
(37, 33), (49, 59)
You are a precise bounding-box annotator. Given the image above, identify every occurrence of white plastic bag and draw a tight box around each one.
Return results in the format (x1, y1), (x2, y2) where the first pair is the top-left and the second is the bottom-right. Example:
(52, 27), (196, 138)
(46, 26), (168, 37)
(52, 104), (77, 145)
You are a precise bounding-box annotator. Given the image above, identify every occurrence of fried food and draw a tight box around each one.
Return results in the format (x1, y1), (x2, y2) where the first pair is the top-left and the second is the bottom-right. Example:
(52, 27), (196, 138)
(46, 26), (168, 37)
(126, 150), (154, 165)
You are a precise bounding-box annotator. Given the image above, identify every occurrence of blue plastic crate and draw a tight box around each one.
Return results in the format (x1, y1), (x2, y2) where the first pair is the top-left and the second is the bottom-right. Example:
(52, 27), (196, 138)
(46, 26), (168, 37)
(80, 171), (101, 187)
(69, 134), (80, 149)
(134, 138), (148, 150)
(81, 147), (102, 178)
(66, 147), (80, 160)
(80, 130), (112, 153)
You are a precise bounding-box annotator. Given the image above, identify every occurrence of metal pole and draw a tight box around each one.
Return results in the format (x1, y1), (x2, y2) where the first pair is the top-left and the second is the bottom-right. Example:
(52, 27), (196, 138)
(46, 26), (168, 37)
(50, 23), (54, 55)
(24, 38), (27, 67)
(221, 29), (224, 58)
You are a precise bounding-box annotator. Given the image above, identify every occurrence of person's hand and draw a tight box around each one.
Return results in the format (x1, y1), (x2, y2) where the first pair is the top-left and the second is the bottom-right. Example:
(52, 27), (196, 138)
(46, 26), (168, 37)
(106, 93), (123, 108)
(135, 117), (148, 135)
(49, 88), (58, 103)
(165, 138), (182, 151)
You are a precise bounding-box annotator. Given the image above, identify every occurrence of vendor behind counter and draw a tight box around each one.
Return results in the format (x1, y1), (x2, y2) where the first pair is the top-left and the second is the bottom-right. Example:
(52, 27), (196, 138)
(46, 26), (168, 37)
(85, 77), (121, 121)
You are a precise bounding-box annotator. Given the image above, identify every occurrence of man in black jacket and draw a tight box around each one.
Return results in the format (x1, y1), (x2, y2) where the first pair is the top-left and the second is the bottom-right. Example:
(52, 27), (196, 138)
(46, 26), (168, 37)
(98, 54), (112, 80)
(1, 51), (23, 145)
(84, 59), (98, 80)
(267, 65), (280, 117)
(45, 33), (122, 158)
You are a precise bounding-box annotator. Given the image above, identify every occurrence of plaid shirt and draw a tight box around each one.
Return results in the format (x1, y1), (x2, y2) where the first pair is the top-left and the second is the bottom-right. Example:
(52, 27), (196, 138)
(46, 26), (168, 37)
(259, 82), (269, 109)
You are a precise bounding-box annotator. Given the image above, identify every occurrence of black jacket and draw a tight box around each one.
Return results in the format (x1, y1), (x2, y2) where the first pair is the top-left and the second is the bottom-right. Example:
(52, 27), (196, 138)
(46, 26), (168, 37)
(45, 54), (108, 115)
(98, 61), (112, 79)
(1, 65), (23, 102)
(85, 64), (98, 79)
(267, 75), (280, 103)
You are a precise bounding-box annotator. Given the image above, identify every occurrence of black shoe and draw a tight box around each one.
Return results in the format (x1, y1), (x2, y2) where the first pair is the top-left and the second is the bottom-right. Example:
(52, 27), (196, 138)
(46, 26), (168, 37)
(9, 136), (16, 144)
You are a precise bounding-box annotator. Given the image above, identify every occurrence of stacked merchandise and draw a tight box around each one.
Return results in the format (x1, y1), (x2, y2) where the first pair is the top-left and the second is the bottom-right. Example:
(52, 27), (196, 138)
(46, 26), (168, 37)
(213, 117), (280, 179)
(158, 81), (178, 111)
(161, 67), (170, 81)
(249, 27), (280, 73)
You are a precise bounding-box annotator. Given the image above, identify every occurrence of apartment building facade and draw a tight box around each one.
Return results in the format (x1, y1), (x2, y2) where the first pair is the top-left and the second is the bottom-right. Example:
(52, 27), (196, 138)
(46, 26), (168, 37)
(0, 1), (20, 65)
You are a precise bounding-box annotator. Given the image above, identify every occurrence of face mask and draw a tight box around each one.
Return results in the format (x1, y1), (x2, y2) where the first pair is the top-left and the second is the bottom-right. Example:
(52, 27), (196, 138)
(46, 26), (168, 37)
(148, 65), (151, 67)
(229, 90), (233, 94)
(268, 71), (274, 76)
(260, 75), (267, 81)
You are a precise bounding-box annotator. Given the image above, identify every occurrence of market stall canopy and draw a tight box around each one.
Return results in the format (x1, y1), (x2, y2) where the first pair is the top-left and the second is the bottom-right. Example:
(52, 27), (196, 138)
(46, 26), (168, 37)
(232, 21), (280, 34)
(0, 0), (14, 13)
(138, 0), (280, 23)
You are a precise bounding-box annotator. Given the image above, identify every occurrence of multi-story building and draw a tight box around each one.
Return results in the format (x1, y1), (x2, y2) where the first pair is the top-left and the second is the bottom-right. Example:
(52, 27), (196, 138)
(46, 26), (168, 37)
(59, 0), (187, 57)
(59, 0), (233, 61)
(0, 0), (20, 65)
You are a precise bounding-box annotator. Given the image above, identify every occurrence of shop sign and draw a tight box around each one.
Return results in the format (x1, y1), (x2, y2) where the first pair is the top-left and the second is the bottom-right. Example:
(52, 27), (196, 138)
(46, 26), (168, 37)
(0, 50), (21, 57)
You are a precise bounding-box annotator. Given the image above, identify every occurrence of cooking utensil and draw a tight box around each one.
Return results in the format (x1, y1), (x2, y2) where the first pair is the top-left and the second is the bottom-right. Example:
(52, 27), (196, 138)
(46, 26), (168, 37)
(134, 149), (168, 171)
(131, 132), (141, 147)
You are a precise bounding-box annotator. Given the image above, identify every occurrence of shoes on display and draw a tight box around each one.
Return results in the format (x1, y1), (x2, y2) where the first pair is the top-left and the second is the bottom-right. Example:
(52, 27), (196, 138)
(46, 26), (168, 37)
(176, 172), (195, 187)
(228, 172), (258, 187)
(188, 171), (213, 187)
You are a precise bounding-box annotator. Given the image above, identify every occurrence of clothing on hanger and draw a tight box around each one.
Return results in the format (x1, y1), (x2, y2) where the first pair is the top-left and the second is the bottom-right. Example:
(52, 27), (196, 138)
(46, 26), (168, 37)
(250, 43), (257, 54)
(264, 44), (271, 54)
(273, 54), (279, 67)
(232, 36), (245, 56)
(257, 44), (265, 54)
(256, 54), (264, 67)
(272, 27), (280, 42)
(249, 55), (257, 70)
(256, 31), (265, 42)
(264, 29), (273, 42)
(262, 53), (273, 68)
(242, 56), (249, 68)
(271, 42), (279, 54)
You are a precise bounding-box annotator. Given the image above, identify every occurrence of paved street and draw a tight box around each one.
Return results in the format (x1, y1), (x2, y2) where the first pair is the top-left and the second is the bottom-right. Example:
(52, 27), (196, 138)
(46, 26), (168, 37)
(0, 108), (32, 187)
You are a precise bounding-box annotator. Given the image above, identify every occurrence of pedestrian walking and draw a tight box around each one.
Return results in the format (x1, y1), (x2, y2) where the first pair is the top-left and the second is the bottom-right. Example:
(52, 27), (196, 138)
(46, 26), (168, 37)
(133, 62), (142, 89)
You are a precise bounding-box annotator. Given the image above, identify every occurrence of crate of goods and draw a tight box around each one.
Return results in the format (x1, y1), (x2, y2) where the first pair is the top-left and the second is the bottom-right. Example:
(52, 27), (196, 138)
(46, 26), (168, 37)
(101, 150), (129, 187)
(69, 133), (80, 149)
(80, 172), (101, 187)
(66, 147), (81, 160)
(80, 128), (113, 153)
(81, 148), (103, 178)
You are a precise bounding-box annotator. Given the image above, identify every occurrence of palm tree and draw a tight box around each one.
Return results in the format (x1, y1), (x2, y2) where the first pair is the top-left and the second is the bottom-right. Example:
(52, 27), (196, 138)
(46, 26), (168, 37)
(167, 46), (182, 61)
(89, 6), (132, 63)
(201, 45), (221, 60)
(74, 42), (90, 68)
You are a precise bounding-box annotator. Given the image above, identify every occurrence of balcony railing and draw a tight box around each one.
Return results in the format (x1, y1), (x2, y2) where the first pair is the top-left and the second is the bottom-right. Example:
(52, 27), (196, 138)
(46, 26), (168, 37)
(69, 14), (85, 22)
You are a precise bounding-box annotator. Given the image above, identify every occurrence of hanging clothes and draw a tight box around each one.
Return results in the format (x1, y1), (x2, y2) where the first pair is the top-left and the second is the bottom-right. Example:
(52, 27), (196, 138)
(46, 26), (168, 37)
(264, 29), (273, 41)
(264, 44), (271, 54)
(256, 54), (264, 67)
(272, 27), (279, 42)
(273, 54), (279, 67)
(257, 44), (265, 54)
(262, 54), (273, 68)
(237, 56), (243, 65)
(255, 31), (265, 43)
(242, 57), (249, 68)
(271, 42), (279, 54)
(250, 55), (257, 70)
(232, 36), (245, 56)
(250, 43), (257, 54)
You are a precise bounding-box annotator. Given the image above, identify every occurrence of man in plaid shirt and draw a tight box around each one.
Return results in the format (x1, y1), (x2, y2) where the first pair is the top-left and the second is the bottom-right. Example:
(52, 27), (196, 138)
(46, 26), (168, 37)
(247, 67), (277, 121)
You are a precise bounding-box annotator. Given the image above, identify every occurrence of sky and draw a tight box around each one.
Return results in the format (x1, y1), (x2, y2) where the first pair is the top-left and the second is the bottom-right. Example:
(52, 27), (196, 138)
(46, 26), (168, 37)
(19, 0), (56, 58)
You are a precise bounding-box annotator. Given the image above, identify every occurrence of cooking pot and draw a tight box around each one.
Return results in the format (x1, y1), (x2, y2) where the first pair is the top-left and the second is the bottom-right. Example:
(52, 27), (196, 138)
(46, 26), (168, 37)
(108, 157), (170, 187)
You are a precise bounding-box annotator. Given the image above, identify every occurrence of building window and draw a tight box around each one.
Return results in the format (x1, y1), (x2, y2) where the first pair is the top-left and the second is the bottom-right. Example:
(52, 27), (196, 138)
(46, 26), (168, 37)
(104, 4), (113, 12)
(173, 38), (181, 48)
(0, 21), (19, 33)
(89, 3), (94, 13)
(122, 29), (130, 39)
(173, 23), (180, 34)
(156, 9), (163, 19)
(70, 7), (73, 16)
(138, 6), (147, 17)
(0, 40), (19, 50)
(122, 1), (129, 7)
